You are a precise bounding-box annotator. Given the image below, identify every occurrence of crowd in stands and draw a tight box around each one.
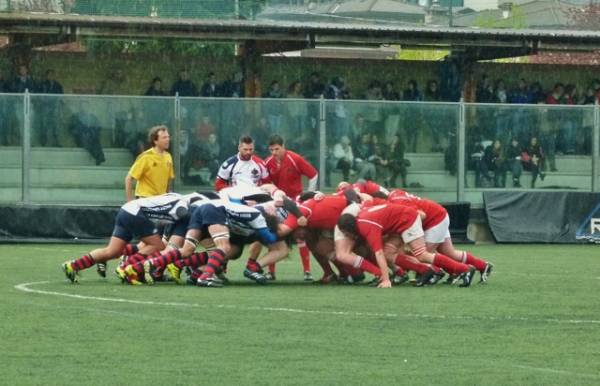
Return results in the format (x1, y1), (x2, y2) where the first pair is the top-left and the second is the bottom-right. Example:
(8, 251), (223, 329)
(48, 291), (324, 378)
(1, 64), (598, 189)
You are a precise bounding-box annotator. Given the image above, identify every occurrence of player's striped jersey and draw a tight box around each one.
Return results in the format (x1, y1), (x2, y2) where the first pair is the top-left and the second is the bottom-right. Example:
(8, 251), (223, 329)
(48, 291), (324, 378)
(223, 202), (269, 237)
(121, 193), (188, 224)
(216, 154), (269, 187)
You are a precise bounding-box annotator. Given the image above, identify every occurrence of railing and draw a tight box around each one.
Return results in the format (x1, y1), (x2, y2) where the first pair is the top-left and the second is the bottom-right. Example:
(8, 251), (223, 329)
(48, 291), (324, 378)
(0, 92), (598, 205)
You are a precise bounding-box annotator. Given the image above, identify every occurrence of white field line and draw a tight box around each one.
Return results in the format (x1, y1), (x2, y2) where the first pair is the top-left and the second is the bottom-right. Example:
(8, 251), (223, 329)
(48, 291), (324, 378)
(15, 281), (600, 326)
(515, 365), (600, 380)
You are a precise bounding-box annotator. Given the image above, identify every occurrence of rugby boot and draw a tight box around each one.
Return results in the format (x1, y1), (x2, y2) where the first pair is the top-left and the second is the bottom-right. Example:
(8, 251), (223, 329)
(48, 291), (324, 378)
(458, 267), (477, 288)
(62, 261), (79, 284)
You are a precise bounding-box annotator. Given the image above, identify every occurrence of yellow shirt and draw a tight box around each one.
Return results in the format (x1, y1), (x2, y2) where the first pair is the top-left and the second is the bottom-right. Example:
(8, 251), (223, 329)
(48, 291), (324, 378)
(128, 148), (174, 198)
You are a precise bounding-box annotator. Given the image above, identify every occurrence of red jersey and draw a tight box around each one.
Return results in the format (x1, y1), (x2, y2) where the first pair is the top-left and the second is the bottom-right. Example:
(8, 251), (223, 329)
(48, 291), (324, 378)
(284, 195), (348, 230)
(265, 150), (317, 199)
(356, 203), (419, 252)
(337, 180), (386, 196)
(387, 189), (447, 230)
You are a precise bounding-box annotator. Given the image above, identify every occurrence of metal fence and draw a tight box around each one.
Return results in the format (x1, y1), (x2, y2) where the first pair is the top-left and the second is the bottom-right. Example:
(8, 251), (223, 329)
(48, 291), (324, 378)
(0, 92), (598, 205)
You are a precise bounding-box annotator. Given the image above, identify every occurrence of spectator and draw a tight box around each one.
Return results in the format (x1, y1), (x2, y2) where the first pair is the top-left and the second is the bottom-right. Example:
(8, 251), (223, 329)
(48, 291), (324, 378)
(383, 81), (400, 101)
(508, 78), (532, 147)
(11, 64), (35, 93)
(543, 83), (564, 172)
(354, 132), (376, 180)
(68, 101), (105, 166)
(402, 79), (422, 152)
(304, 72), (325, 130)
(262, 80), (284, 132)
(198, 133), (221, 180)
(125, 125), (174, 201)
(98, 68), (131, 147)
(252, 116), (271, 155)
(423, 80), (445, 152)
(522, 136), (545, 188)
(143, 77), (168, 129)
(36, 69), (64, 147)
(559, 84), (578, 154)
(475, 74), (495, 139)
(324, 76), (350, 143)
(221, 71), (244, 98)
(195, 114), (215, 143)
(170, 68), (198, 97)
(326, 135), (354, 186)
(286, 80), (307, 135)
(144, 76), (166, 96)
(479, 139), (506, 188)
(578, 86), (596, 154)
(200, 72), (219, 97)
(220, 71), (245, 142)
(384, 134), (409, 188)
(494, 79), (510, 145)
(363, 81), (384, 132)
(350, 113), (369, 146)
(505, 137), (523, 187)
(370, 134), (388, 182)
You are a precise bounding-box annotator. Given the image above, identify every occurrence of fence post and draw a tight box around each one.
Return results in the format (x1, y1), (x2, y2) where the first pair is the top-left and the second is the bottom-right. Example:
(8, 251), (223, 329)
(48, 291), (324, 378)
(457, 99), (466, 202)
(22, 90), (31, 204)
(318, 96), (326, 189)
(593, 102), (599, 192)
(173, 92), (181, 190)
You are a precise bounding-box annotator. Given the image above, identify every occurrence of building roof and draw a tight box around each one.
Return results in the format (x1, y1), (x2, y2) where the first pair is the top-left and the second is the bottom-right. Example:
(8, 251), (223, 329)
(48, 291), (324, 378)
(452, 0), (576, 29)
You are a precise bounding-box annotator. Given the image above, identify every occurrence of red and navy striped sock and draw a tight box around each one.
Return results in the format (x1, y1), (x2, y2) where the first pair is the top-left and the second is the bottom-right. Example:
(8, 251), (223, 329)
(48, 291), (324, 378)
(178, 251), (209, 269)
(151, 249), (182, 270)
(199, 249), (226, 280)
(72, 254), (96, 271)
(122, 244), (139, 256)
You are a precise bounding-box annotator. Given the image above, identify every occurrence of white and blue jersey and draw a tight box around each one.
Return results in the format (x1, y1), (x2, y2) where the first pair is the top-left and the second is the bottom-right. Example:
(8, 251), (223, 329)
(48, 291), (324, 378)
(217, 154), (269, 187)
(223, 202), (278, 245)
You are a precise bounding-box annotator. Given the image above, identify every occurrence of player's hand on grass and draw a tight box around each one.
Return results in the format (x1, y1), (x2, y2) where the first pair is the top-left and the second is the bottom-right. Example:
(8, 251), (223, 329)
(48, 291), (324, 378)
(378, 278), (392, 288)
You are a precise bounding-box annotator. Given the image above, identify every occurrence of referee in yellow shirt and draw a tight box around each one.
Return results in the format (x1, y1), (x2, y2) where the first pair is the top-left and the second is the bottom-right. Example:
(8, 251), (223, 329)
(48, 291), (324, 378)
(125, 125), (175, 202)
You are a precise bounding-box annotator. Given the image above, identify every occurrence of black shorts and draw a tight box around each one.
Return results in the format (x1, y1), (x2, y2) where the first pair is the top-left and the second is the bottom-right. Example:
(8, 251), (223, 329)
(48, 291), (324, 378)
(167, 219), (189, 239)
(188, 204), (227, 231)
(229, 233), (260, 247)
(112, 209), (158, 242)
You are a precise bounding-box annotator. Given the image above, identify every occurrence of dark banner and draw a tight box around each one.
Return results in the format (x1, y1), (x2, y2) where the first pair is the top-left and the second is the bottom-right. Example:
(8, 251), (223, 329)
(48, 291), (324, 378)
(0, 205), (118, 241)
(483, 191), (600, 243)
(0, 202), (471, 242)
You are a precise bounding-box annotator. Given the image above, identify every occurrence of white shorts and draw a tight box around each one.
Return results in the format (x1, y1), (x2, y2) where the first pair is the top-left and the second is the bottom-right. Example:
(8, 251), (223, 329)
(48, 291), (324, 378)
(401, 216), (425, 244)
(424, 214), (450, 244)
(334, 203), (361, 241)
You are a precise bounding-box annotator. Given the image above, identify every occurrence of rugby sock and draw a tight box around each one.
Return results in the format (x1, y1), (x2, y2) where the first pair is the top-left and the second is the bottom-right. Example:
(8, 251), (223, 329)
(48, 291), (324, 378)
(152, 249), (181, 269)
(123, 244), (139, 256)
(72, 254), (95, 271)
(199, 249), (226, 279)
(395, 254), (430, 275)
(246, 258), (262, 272)
(298, 240), (311, 273)
(125, 253), (147, 267)
(353, 255), (382, 277)
(345, 265), (364, 277)
(268, 263), (276, 274)
(464, 252), (488, 272)
(177, 251), (209, 269)
(433, 253), (470, 275)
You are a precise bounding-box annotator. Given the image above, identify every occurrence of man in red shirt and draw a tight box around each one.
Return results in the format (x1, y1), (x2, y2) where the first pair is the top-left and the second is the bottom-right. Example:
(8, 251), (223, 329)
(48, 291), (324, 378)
(388, 189), (493, 283)
(263, 135), (319, 281)
(337, 203), (476, 288)
(337, 179), (389, 198)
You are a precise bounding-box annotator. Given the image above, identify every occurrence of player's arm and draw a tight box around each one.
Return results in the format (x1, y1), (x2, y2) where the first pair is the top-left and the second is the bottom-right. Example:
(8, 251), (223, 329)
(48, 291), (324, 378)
(125, 174), (136, 202)
(364, 227), (392, 288)
(297, 154), (319, 191)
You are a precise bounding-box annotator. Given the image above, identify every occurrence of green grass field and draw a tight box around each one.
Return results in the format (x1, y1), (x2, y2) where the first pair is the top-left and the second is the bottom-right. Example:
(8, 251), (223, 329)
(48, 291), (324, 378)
(2, 243), (600, 386)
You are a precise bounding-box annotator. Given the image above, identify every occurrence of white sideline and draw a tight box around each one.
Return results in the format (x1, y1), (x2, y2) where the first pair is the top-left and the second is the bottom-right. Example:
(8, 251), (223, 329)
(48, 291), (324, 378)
(515, 365), (600, 380)
(14, 281), (600, 325)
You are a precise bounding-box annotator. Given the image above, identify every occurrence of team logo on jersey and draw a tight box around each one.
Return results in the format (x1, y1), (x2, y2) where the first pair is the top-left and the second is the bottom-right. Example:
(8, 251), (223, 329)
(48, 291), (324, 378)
(251, 168), (259, 176)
